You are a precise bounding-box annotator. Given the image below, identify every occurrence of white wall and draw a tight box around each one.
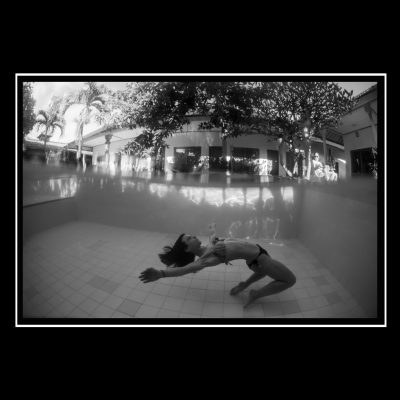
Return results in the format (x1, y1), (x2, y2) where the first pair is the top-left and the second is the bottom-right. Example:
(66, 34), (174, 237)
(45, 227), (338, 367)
(92, 138), (132, 166)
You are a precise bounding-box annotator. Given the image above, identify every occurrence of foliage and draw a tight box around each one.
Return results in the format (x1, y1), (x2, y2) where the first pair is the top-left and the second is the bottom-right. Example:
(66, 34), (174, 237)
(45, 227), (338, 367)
(261, 82), (356, 142)
(94, 92), (127, 133)
(22, 82), (36, 138)
(197, 82), (357, 149)
(195, 82), (270, 138)
(120, 82), (200, 156)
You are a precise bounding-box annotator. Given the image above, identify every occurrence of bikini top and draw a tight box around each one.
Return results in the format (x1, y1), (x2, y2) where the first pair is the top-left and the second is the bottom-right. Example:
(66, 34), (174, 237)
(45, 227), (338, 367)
(210, 238), (232, 265)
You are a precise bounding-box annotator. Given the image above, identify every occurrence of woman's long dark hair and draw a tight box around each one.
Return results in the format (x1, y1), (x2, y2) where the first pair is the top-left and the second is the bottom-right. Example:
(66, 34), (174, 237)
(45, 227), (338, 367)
(158, 233), (195, 267)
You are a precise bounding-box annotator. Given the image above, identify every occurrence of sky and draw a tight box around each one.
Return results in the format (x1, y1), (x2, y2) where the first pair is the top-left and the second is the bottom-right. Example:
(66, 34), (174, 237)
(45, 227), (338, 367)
(27, 79), (377, 144)
(29, 82), (127, 144)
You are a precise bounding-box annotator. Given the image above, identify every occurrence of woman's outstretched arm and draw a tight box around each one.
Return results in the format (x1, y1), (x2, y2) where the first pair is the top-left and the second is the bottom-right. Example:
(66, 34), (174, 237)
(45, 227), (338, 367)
(139, 254), (220, 283)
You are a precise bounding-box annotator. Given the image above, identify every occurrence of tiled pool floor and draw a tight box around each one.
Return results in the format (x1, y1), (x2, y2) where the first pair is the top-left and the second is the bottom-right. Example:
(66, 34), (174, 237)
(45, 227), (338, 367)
(21, 221), (367, 320)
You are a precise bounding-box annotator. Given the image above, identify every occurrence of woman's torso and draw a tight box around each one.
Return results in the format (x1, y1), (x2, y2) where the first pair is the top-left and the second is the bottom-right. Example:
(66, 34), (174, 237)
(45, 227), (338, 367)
(203, 239), (261, 264)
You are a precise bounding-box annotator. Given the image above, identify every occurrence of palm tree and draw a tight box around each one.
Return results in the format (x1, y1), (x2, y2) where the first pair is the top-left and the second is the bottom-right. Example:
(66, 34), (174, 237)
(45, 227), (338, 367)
(63, 82), (108, 166)
(34, 101), (65, 163)
(94, 95), (126, 169)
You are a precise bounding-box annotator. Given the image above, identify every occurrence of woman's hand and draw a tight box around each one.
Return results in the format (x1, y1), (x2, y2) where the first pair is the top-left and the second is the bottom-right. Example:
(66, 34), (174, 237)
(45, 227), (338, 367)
(139, 268), (162, 283)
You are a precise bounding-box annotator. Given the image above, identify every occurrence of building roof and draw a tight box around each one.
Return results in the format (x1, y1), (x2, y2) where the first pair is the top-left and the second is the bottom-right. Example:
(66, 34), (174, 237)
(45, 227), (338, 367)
(354, 84), (378, 99)
(325, 84), (377, 139)
(314, 129), (344, 146)
(24, 138), (66, 150)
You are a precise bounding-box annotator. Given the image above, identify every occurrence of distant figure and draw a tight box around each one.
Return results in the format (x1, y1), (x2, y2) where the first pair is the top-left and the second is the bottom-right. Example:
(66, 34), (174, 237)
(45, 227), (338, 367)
(312, 153), (325, 179)
(325, 164), (338, 182)
(139, 224), (296, 308)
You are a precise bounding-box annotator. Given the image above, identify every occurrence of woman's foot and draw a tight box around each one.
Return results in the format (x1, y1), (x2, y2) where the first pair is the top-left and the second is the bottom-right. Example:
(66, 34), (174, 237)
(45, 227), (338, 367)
(230, 282), (247, 295)
(243, 289), (259, 308)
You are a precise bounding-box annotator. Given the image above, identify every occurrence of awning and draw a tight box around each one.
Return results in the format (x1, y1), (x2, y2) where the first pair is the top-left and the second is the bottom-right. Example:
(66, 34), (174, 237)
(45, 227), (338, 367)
(66, 143), (93, 152)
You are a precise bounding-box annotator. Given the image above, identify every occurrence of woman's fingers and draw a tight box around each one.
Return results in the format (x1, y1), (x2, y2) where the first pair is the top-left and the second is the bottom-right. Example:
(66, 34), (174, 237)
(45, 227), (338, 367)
(139, 270), (150, 281)
(140, 268), (156, 283)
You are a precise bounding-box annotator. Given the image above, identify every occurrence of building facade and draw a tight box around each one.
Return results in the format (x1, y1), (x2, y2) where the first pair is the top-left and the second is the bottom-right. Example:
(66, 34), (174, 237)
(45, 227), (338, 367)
(64, 84), (378, 180)
(83, 116), (344, 180)
(337, 85), (378, 178)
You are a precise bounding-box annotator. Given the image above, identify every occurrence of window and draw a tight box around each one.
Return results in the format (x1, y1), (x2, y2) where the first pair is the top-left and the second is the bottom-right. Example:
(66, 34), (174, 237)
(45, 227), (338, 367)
(231, 147), (259, 174)
(173, 147), (201, 172)
(209, 146), (225, 170)
(351, 148), (375, 176)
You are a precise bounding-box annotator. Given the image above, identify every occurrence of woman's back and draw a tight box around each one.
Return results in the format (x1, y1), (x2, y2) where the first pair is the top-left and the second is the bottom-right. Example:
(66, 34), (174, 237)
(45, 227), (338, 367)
(204, 238), (260, 264)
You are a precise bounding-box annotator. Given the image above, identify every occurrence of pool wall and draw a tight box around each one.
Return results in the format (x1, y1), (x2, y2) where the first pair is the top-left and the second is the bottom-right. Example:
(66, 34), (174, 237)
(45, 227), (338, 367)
(298, 179), (378, 317)
(23, 197), (78, 243)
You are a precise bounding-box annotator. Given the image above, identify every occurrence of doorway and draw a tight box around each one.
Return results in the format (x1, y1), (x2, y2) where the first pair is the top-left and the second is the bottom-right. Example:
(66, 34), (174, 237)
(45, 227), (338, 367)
(267, 149), (279, 176)
(351, 148), (375, 176)
(209, 146), (224, 170)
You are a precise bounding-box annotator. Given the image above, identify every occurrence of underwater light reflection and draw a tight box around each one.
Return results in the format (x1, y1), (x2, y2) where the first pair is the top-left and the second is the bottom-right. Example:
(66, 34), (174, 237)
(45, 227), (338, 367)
(281, 186), (294, 203)
(26, 176), (79, 205)
(139, 182), (294, 210)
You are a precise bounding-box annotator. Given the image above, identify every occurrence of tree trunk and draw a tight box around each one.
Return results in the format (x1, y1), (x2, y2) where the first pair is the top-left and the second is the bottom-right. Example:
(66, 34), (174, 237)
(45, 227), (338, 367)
(44, 139), (48, 164)
(75, 122), (83, 171)
(305, 143), (312, 180)
(278, 140), (292, 178)
(43, 128), (48, 164)
(151, 146), (159, 172)
(76, 122), (83, 162)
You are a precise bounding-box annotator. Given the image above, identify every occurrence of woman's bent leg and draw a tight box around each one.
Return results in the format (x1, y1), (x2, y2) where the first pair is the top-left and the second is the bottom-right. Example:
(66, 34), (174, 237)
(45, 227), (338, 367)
(244, 255), (296, 308)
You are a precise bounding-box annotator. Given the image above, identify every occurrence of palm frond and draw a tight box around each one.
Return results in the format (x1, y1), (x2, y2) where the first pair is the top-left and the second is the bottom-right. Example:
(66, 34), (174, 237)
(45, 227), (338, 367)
(77, 90), (88, 104)
(35, 121), (46, 131)
(52, 122), (65, 136)
(36, 110), (49, 122)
